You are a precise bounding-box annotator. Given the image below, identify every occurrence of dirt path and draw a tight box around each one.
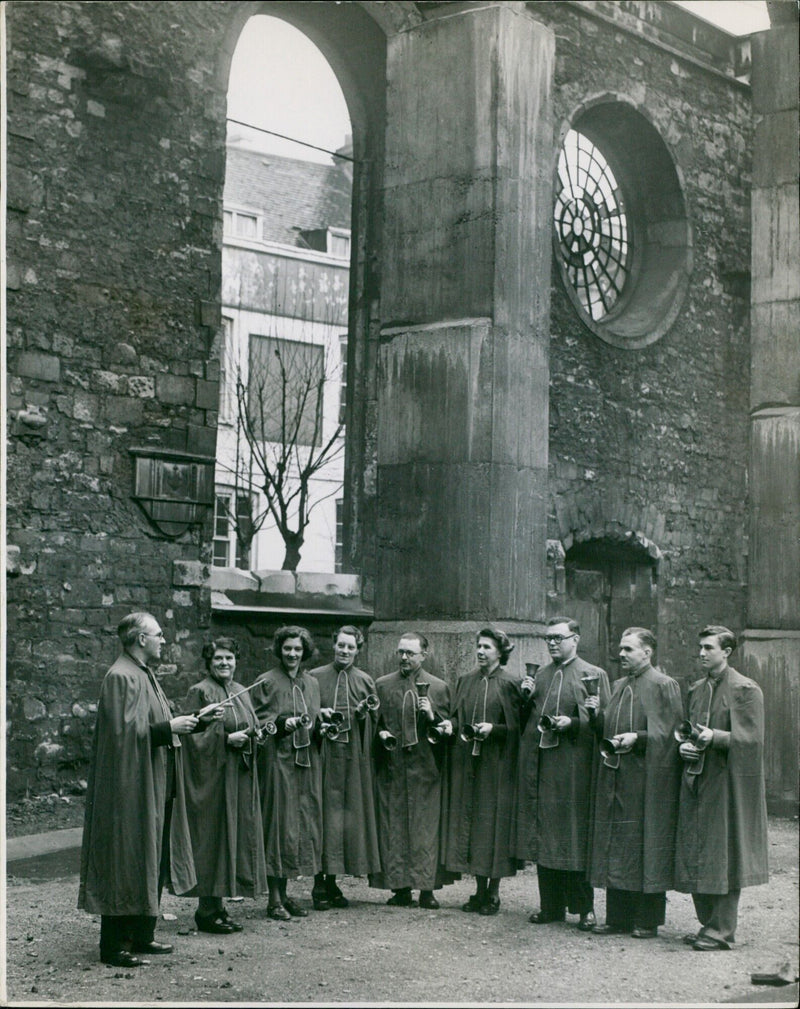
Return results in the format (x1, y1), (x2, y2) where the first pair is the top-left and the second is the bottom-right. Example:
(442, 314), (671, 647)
(5, 819), (798, 1006)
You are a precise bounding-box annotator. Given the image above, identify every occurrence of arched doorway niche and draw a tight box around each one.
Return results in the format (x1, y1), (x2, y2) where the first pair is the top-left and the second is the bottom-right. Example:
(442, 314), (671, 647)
(562, 535), (660, 679)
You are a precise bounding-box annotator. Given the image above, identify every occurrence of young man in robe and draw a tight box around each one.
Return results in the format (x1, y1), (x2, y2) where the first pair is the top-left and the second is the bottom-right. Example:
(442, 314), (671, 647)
(674, 625), (769, 950)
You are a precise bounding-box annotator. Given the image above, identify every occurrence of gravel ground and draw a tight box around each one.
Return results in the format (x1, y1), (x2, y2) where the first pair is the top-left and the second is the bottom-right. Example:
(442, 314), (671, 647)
(4, 818), (798, 1007)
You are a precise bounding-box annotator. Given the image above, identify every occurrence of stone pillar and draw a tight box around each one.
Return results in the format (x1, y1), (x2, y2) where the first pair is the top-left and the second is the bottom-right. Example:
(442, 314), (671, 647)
(369, 4), (554, 681)
(740, 5), (800, 813)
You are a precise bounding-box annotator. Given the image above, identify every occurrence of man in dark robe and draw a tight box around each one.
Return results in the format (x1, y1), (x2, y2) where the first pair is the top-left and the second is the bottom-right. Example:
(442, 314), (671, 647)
(517, 616), (610, 931)
(78, 612), (199, 967)
(309, 625), (381, 910)
(675, 625), (769, 950)
(369, 631), (453, 909)
(588, 626), (682, 938)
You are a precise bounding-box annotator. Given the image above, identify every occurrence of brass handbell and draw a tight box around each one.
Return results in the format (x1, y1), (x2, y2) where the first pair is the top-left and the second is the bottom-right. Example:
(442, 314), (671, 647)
(357, 693), (380, 715)
(675, 719), (707, 775)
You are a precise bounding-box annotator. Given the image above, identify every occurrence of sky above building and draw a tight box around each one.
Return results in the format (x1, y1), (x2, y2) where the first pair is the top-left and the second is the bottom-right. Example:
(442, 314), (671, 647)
(226, 3), (771, 164)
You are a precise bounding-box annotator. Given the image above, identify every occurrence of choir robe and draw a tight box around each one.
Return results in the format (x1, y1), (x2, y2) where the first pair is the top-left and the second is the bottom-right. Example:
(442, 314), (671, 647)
(78, 654), (196, 915)
(251, 666), (323, 878)
(516, 656), (611, 869)
(369, 668), (453, 891)
(181, 676), (267, 897)
(589, 665), (683, 893)
(445, 667), (521, 879)
(675, 667), (769, 894)
(309, 662), (381, 875)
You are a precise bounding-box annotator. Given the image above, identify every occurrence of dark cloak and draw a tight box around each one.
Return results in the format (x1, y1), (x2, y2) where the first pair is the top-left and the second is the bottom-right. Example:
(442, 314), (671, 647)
(445, 667), (521, 879)
(78, 654), (196, 915)
(309, 662), (381, 875)
(589, 665), (683, 893)
(180, 676), (267, 897)
(251, 666), (323, 877)
(369, 668), (454, 891)
(675, 667), (769, 893)
(516, 656), (611, 869)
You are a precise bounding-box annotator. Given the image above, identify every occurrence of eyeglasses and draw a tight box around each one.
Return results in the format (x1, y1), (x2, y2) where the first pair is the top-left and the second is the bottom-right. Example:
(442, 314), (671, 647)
(544, 634), (576, 644)
(397, 649), (421, 657)
(142, 631), (165, 640)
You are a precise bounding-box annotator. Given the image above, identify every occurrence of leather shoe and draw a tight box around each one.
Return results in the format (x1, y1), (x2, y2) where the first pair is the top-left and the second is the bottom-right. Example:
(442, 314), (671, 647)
(419, 892), (439, 910)
(268, 904), (292, 921)
(195, 912), (236, 934)
(461, 894), (484, 913)
(528, 910), (565, 924)
(631, 926), (658, 939)
(479, 896), (500, 916)
(312, 893), (331, 911)
(387, 889), (415, 907)
(577, 911), (597, 931)
(683, 932), (700, 946)
(693, 935), (730, 951)
(101, 950), (145, 968)
(131, 940), (173, 954)
(283, 898), (309, 918)
(327, 887), (349, 908)
(591, 923), (627, 935)
(219, 909), (243, 932)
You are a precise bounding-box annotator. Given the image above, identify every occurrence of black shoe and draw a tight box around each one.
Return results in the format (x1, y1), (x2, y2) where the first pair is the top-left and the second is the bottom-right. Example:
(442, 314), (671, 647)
(131, 940), (173, 954)
(419, 892), (440, 910)
(461, 894), (484, 913)
(683, 932), (700, 946)
(327, 886), (349, 908)
(312, 889), (331, 911)
(631, 926), (658, 939)
(267, 903), (292, 921)
(101, 950), (145, 968)
(591, 923), (627, 935)
(387, 889), (415, 907)
(218, 909), (243, 932)
(195, 911), (236, 934)
(283, 898), (309, 918)
(479, 896), (500, 916)
(577, 911), (596, 931)
(528, 910), (565, 924)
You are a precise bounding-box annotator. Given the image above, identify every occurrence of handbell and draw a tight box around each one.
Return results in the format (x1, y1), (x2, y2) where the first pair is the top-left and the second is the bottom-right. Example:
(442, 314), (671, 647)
(425, 711), (447, 745)
(674, 719), (702, 744)
(416, 681), (430, 699)
(358, 693), (380, 714)
(581, 673), (600, 698)
(538, 713), (558, 733)
(321, 721), (341, 741)
(521, 663), (539, 697)
(328, 710), (346, 727)
(599, 736), (619, 759)
(379, 729), (398, 751)
(460, 723), (479, 743)
(297, 712), (312, 729)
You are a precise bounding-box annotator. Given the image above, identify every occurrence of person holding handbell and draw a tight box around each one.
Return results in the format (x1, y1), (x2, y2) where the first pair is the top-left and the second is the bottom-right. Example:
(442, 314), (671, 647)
(181, 636), (267, 934)
(251, 625), (323, 921)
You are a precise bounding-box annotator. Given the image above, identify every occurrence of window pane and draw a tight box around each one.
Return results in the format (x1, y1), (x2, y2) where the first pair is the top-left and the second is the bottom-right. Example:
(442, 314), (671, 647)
(248, 335), (324, 447)
(235, 213), (258, 239)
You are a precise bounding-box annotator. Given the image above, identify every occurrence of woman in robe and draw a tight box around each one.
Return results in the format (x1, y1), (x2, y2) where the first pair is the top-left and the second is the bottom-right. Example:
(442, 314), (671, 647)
(182, 636), (267, 934)
(445, 626), (521, 915)
(251, 625), (323, 920)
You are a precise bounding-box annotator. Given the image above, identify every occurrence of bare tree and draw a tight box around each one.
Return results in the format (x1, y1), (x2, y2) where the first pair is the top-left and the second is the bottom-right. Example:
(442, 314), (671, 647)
(215, 283), (347, 571)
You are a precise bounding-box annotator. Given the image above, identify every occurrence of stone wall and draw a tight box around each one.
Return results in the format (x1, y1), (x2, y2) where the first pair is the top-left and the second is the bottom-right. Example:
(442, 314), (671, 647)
(5, 0), (234, 795)
(534, 2), (752, 681)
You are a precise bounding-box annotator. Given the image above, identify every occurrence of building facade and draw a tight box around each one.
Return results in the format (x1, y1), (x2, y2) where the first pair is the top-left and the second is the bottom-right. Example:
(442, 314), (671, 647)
(5, 0), (797, 809)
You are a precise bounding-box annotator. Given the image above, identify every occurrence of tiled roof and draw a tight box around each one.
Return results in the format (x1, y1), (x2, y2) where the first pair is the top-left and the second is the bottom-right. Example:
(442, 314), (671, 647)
(224, 145), (352, 247)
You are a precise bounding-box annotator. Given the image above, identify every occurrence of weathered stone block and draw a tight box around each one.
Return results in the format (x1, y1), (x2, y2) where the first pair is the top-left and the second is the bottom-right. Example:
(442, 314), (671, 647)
(15, 351), (60, 382)
(296, 572), (361, 598)
(157, 374), (195, 405)
(195, 378), (219, 410)
(173, 559), (210, 587)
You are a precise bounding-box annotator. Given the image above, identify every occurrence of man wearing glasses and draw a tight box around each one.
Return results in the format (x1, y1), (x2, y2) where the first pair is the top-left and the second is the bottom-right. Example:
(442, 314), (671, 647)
(78, 612), (201, 967)
(517, 617), (610, 930)
(369, 632), (454, 909)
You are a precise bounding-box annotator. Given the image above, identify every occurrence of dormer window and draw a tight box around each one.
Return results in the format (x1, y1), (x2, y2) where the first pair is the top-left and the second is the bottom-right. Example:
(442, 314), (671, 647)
(223, 207), (261, 240)
(297, 226), (351, 260)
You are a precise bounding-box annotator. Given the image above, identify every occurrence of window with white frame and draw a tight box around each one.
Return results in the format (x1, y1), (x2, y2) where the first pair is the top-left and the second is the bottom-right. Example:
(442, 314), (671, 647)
(223, 208), (260, 241)
(328, 228), (350, 260)
(213, 492), (253, 569)
(248, 335), (324, 447)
